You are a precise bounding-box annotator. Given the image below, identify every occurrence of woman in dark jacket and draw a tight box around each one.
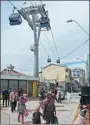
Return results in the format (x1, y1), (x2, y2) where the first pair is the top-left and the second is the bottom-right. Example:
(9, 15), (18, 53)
(42, 92), (56, 124)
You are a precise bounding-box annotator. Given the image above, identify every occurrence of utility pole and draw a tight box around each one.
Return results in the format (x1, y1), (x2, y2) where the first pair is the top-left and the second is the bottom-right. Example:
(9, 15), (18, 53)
(18, 4), (51, 77)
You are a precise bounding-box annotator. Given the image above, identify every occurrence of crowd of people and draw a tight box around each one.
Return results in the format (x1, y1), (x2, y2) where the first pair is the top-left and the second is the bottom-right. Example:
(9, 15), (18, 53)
(2, 85), (90, 124)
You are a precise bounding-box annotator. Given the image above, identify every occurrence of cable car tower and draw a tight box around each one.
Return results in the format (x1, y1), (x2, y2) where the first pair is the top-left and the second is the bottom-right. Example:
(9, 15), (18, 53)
(9, 3), (51, 77)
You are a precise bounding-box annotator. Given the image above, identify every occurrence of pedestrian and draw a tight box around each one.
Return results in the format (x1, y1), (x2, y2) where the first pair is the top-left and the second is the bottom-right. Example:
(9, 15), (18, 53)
(32, 105), (42, 124)
(9, 89), (15, 112)
(8, 88), (12, 106)
(14, 89), (18, 111)
(18, 96), (26, 124)
(41, 92), (56, 124)
(57, 91), (62, 103)
(2, 89), (9, 107)
(23, 94), (29, 116)
(39, 88), (45, 101)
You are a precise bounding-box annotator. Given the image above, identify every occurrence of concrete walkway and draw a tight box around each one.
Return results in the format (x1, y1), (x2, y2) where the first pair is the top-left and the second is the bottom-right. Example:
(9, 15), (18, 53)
(1, 96), (80, 124)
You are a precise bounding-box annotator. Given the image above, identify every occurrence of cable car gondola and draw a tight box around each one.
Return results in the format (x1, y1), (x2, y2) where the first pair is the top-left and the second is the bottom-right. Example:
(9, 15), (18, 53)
(9, 13), (22, 26)
(47, 56), (51, 63)
(56, 58), (60, 64)
(40, 16), (51, 30)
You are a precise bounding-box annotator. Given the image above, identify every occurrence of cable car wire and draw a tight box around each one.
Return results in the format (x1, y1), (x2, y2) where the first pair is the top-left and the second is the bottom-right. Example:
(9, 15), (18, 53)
(50, 29), (59, 58)
(44, 32), (56, 56)
(28, 0), (34, 6)
(60, 39), (89, 60)
(40, 0), (43, 5)
(8, 1), (88, 63)
(8, 1), (52, 58)
(40, 41), (49, 56)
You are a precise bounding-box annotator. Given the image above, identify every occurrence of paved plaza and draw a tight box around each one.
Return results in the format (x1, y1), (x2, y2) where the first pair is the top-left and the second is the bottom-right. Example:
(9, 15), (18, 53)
(1, 95), (80, 124)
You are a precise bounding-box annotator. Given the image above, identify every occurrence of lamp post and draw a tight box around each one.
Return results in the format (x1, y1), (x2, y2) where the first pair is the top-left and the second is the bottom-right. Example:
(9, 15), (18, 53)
(67, 19), (89, 86)
(76, 57), (87, 64)
(67, 20), (89, 36)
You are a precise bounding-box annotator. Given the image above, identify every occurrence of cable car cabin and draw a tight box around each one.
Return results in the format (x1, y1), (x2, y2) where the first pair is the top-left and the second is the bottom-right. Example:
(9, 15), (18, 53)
(40, 17), (51, 29)
(47, 57), (51, 63)
(9, 13), (22, 26)
(56, 59), (60, 64)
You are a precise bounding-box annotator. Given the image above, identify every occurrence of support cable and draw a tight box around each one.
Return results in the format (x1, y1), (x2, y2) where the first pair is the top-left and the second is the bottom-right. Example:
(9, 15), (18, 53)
(50, 29), (60, 57)
(60, 39), (89, 60)
(40, 41), (49, 57)
(44, 32), (56, 56)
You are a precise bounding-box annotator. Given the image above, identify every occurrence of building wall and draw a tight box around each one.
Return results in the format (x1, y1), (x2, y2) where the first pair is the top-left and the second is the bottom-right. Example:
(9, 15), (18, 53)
(9, 80), (18, 89)
(40, 64), (70, 83)
(1, 80), (8, 92)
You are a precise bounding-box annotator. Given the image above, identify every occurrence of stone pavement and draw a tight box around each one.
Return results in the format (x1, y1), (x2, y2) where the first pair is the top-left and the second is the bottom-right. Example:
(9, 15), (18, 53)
(1, 95), (80, 124)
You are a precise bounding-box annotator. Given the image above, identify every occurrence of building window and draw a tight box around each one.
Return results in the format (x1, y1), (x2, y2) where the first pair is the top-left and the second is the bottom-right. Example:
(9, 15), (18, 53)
(71, 70), (80, 77)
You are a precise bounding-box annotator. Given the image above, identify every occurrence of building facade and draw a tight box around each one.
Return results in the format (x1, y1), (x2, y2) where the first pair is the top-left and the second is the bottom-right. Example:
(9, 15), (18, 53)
(1, 69), (39, 97)
(39, 64), (71, 84)
(71, 68), (85, 86)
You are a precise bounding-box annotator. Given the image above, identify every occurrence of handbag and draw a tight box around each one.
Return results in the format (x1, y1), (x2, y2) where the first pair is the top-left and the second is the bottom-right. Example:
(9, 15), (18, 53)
(24, 109), (29, 116)
(53, 116), (59, 124)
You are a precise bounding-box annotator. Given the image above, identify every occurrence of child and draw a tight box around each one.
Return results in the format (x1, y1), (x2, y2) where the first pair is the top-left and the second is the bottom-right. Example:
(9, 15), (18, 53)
(32, 105), (42, 124)
(18, 96), (25, 124)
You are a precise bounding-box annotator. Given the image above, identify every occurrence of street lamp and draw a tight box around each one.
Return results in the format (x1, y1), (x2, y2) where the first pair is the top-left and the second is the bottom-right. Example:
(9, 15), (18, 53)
(76, 57), (87, 64)
(67, 19), (89, 36)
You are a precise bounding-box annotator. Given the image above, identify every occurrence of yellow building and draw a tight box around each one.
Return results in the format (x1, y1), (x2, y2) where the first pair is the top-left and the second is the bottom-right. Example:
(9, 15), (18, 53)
(39, 64), (71, 84)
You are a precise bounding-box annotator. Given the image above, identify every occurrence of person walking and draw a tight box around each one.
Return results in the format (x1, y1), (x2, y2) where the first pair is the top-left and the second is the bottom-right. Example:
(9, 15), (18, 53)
(41, 92), (56, 124)
(2, 89), (9, 107)
(18, 96), (26, 124)
(57, 91), (62, 103)
(9, 89), (15, 112)
(8, 88), (12, 106)
(39, 88), (45, 101)
(14, 89), (18, 111)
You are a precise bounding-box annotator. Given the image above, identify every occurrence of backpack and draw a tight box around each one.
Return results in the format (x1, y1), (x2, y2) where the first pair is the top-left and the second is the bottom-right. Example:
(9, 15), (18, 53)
(32, 112), (41, 124)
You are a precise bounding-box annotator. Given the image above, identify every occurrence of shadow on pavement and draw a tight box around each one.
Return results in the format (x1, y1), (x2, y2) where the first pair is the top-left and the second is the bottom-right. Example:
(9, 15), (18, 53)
(56, 105), (64, 107)
(24, 121), (32, 124)
(56, 109), (71, 111)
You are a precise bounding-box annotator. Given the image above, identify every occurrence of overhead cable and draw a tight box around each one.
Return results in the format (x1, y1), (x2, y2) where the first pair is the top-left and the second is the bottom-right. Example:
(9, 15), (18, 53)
(60, 39), (89, 60)
(40, 41), (49, 56)
(50, 29), (59, 57)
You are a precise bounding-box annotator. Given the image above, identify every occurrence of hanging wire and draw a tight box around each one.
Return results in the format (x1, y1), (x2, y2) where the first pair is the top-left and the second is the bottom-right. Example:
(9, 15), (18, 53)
(44, 32), (56, 56)
(40, 0), (43, 5)
(8, 1), (89, 62)
(40, 41), (49, 56)
(50, 29), (60, 57)
(60, 39), (89, 60)
(8, 0), (52, 58)
(28, 0), (34, 6)
(8, 0), (17, 9)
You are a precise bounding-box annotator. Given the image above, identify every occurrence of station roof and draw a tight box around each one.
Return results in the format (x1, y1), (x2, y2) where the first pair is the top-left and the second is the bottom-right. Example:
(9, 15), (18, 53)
(1, 69), (39, 81)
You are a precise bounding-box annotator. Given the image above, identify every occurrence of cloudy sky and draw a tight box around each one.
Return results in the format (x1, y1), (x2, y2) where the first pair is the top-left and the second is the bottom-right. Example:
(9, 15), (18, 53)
(1, 1), (89, 75)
